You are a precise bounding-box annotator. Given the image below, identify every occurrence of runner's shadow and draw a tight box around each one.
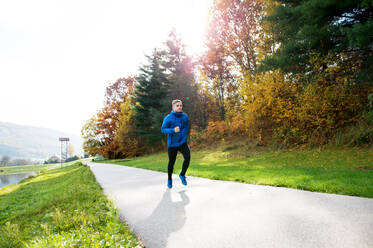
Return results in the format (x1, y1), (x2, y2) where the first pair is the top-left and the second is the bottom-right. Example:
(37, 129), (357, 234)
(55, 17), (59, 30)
(137, 189), (190, 248)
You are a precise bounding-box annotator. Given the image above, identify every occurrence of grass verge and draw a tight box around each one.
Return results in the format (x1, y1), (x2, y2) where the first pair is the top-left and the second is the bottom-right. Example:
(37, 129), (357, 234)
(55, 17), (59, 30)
(0, 164), (56, 175)
(0, 162), (142, 248)
(102, 144), (373, 198)
(0, 159), (92, 174)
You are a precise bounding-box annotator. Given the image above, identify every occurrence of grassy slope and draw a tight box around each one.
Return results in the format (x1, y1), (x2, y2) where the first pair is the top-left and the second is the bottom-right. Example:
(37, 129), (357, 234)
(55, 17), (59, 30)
(103, 143), (373, 198)
(0, 159), (92, 174)
(0, 164), (56, 175)
(0, 162), (142, 248)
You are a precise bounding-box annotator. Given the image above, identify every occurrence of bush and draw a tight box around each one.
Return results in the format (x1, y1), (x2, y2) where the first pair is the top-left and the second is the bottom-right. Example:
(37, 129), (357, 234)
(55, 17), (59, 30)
(65, 155), (80, 162)
(230, 119), (247, 136)
(295, 82), (364, 144)
(240, 69), (372, 146)
(189, 125), (206, 148)
(206, 121), (228, 141)
(92, 155), (105, 162)
(241, 70), (298, 145)
(333, 111), (373, 146)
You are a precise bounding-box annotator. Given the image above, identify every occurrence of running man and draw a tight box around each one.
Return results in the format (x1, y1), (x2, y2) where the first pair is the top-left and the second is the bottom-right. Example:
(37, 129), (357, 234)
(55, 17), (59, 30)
(161, 99), (190, 189)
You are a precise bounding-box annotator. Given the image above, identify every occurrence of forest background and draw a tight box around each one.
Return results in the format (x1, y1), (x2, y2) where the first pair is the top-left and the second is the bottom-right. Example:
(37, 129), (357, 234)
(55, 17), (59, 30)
(81, 0), (373, 159)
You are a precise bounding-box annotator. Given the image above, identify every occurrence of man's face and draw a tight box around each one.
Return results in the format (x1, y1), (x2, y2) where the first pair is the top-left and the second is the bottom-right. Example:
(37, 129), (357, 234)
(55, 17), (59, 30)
(173, 102), (183, 112)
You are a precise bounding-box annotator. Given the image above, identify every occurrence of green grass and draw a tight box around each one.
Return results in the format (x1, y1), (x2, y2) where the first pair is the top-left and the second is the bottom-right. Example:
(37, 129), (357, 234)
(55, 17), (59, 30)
(0, 159), (92, 175)
(102, 144), (373, 198)
(0, 164), (57, 175)
(0, 162), (142, 248)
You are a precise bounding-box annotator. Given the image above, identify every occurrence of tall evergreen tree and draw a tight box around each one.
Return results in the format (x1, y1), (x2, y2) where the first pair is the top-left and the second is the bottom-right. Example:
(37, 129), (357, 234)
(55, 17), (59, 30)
(162, 30), (201, 127)
(260, 0), (373, 84)
(132, 49), (169, 145)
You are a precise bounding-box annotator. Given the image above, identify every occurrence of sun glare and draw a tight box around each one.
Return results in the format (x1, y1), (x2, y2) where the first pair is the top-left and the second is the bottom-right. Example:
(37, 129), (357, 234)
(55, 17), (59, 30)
(168, 0), (212, 55)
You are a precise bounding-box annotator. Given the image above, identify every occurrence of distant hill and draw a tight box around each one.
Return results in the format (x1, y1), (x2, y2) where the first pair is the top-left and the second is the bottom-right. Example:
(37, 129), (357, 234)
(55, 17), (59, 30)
(0, 122), (83, 160)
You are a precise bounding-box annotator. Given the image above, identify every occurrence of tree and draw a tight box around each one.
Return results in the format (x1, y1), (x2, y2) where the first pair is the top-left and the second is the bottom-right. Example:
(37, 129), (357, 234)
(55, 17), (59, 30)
(261, 0), (373, 83)
(90, 77), (135, 158)
(200, 0), (263, 121)
(11, 159), (32, 166)
(132, 49), (170, 146)
(194, 67), (222, 126)
(67, 144), (75, 157)
(81, 77), (135, 158)
(81, 116), (101, 156)
(116, 96), (144, 157)
(162, 29), (201, 127)
(207, 0), (264, 76)
(0, 155), (11, 166)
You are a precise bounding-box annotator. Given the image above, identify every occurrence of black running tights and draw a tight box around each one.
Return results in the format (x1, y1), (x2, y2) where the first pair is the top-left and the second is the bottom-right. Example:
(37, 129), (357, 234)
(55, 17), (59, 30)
(167, 143), (190, 180)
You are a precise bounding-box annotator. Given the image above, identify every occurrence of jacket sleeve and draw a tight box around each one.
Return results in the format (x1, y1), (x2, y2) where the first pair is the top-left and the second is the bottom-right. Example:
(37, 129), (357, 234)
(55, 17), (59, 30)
(181, 114), (189, 138)
(161, 116), (174, 134)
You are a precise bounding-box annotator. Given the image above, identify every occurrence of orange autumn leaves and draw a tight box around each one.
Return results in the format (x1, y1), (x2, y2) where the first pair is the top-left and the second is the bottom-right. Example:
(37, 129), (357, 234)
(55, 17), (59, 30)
(82, 0), (372, 158)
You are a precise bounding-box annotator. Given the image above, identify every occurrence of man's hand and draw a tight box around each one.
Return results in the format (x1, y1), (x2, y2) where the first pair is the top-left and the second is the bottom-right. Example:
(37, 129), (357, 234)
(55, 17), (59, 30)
(174, 126), (180, 133)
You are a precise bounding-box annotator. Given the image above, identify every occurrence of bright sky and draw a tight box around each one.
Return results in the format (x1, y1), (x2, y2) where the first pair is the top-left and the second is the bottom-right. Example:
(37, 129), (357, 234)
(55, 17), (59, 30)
(0, 0), (212, 136)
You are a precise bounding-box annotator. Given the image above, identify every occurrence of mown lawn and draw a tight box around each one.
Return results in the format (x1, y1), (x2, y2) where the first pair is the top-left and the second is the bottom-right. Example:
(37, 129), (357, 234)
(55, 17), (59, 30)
(0, 162), (142, 248)
(102, 145), (373, 198)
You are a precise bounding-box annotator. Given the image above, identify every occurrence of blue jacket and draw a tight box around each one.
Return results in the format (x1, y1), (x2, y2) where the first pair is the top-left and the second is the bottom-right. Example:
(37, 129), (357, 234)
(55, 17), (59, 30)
(161, 111), (189, 147)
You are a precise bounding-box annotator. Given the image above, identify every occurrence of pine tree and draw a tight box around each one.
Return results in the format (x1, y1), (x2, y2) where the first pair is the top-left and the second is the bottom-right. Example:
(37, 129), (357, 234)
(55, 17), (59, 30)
(132, 49), (169, 145)
(162, 30), (200, 126)
(260, 0), (373, 83)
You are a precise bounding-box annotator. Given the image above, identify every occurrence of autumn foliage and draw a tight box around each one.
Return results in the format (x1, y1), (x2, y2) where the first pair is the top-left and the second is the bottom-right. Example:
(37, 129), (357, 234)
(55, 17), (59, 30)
(82, 0), (373, 158)
(81, 77), (140, 158)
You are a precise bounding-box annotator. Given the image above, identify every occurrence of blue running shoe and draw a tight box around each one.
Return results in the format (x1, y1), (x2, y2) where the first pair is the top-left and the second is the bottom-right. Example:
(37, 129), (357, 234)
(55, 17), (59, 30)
(167, 179), (172, 188)
(179, 174), (187, 186)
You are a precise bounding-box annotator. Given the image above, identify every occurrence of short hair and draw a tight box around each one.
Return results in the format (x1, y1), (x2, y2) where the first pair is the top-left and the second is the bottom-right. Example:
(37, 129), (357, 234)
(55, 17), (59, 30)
(172, 99), (182, 106)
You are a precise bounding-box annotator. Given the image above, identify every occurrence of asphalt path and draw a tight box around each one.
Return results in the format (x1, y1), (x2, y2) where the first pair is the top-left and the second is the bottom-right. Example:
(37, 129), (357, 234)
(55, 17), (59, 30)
(85, 162), (373, 248)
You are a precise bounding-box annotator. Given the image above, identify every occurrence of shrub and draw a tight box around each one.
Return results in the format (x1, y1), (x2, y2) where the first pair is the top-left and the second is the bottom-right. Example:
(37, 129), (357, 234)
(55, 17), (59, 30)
(229, 119), (247, 137)
(65, 156), (80, 162)
(241, 70), (298, 144)
(206, 121), (228, 141)
(295, 82), (364, 144)
(240, 67), (373, 146)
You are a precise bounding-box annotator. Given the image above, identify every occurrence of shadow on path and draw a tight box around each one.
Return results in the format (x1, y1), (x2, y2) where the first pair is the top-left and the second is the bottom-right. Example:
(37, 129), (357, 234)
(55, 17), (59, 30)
(136, 189), (190, 248)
